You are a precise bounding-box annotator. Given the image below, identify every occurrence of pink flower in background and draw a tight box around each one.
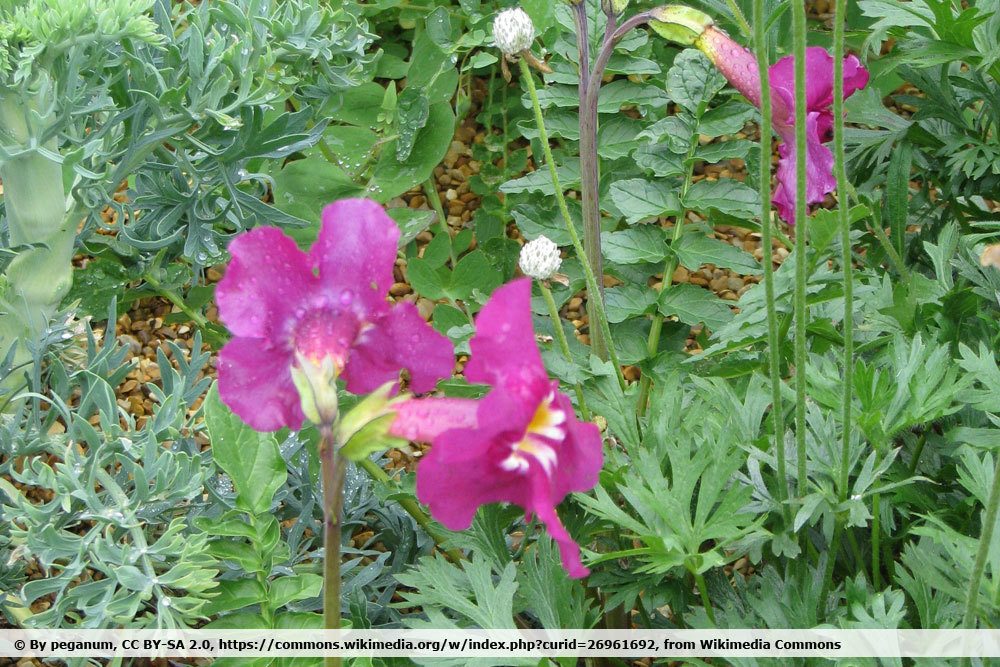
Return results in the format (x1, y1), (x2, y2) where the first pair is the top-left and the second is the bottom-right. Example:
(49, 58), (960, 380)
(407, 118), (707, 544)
(697, 27), (869, 223)
(391, 279), (603, 578)
(216, 198), (455, 432)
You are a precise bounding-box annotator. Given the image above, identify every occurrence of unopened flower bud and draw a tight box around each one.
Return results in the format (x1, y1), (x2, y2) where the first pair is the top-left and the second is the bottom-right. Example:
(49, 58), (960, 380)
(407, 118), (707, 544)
(602, 0), (629, 15)
(290, 352), (340, 427)
(519, 235), (562, 280)
(493, 8), (535, 56)
(648, 5), (714, 46)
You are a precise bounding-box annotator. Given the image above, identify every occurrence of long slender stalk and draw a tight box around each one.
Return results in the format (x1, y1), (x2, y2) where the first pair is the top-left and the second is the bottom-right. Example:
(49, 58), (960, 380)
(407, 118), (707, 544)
(962, 457), (1000, 639)
(694, 572), (716, 625)
(577, 11), (654, 361)
(539, 281), (590, 419)
(518, 57), (626, 391)
(790, 0), (810, 501)
(871, 492), (881, 590)
(355, 457), (465, 563)
(320, 427), (345, 667)
(752, 0), (790, 523)
(423, 177), (458, 267)
(820, 0), (856, 611)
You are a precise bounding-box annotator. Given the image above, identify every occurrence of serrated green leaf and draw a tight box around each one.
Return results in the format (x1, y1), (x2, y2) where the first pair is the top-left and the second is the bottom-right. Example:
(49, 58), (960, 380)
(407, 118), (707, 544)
(683, 179), (760, 217)
(605, 285), (658, 323)
(665, 49), (726, 113)
(609, 178), (681, 224)
(658, 284), (733, 329)
(672, 232), (762, 274)
(602, 226), (669, 264)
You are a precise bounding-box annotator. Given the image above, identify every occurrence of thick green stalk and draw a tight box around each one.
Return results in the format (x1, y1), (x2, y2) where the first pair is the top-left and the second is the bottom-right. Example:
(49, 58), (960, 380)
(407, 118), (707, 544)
(0, 95), (72, 397)
(962, 457), (1000, 642)
(517, 58), (625, 391)
(821, 0), (855, 608)
(539, 281), (590, 419)
(320, 427), (345, 667)
(790, 0), (810, 499)
(752, 0), (789, 523)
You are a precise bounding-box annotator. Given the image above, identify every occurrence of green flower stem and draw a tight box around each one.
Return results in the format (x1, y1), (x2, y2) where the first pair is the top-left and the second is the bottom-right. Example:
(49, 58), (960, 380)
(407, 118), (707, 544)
(423, 177), (458, 267)
(694, 571), (716, 625)
(963, 458), (1000, 644)
(320, 426), (345, 667)
(871, 492), (881, 589)
(539, 281), (590, 420)
(752, 0), (790, 523)
(790, 0), (810, 501)
(821, 0), (855, 608)
(355, 457), (465, 563)
(142, 273), (210, 330)
(517, 58), (626, 392)
(723, 0), (752, 37)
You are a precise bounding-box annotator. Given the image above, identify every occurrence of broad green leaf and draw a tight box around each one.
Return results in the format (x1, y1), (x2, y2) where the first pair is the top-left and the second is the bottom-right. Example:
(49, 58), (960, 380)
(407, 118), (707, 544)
(407, 257), (449, 300)
(372, 102), (455, 202)
(204, 384), (287, 516)
(638, 115), (694, 153)
(270, 574), (324, 609)
(695, 140), (753, 164)
(395, 87), (431, 161)
(271, 156), (364, 225)
(672, 232), (762, 275)
(634, 144), (685, 177)
(683, 179), (760, 217)
(699, 102), (756, 136)
(448, 250), (503, 301)
(597, 80), (669, 113)
(500, 159), (581, 195)
(202, 579), (268, 616)
(605, 284), (658, 323)
(658, 284), (733, 329)
(602, 226), (669, 264)
(609, 178), (681, 224)
(665, 49), (726, 112)
(597, 116), (642, 160)
(387, 207), (436, 246)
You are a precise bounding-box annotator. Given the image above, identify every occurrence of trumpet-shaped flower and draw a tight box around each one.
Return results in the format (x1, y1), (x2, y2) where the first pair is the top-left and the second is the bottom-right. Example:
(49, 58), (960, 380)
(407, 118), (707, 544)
(697, 26), (869, 223)
(391, 279), (603, 578)
(216, 198), (455, 432)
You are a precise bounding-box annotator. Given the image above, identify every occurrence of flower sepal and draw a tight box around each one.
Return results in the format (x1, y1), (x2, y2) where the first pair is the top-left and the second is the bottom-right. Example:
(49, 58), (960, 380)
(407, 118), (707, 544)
(290, 352), (341, 428)
(648, 5), (713, 46)
(337, 382), (409, 462)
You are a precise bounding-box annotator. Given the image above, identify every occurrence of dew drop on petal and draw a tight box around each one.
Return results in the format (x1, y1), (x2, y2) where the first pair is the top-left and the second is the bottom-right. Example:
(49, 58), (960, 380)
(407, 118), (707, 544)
(339, 289), (354, 306)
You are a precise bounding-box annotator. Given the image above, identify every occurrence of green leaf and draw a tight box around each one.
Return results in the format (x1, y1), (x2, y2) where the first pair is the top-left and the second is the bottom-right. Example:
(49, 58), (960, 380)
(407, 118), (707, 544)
(602, 226), (669, 264)
(696, 140), (752, 164)
(609, 178), (681, 224)
(202, 578), (268, 616)
(372, 102), (455, 202)
(115, 565), (152, 593)
(387, 207), (436, 247)
(634, 144), (686, 177)
(270, 574), (323, 609)
(66, 258), (133, 318)
(637, 115), (693, 153)
(665, 49), (726, 113)
(204, 384), (287, 515)
(597, 116), (642, 160)
(407, 257), (449, 300)
(699, 102), (756, 135)
(271, 155), (364, 224)
(447, 251), (503, 301)
(672, 232), (762, 274)
(658, 284), (733, 329)
(500, 159), (581, 196)
(395, 87), (431, 161)
(886, 140), (912, 258)
(605, 285), (658, 323)
(683, 179), (760, 217)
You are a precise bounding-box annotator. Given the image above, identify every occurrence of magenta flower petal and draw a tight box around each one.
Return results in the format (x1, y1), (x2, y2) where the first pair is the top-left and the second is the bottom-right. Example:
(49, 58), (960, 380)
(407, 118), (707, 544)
(218, 337), (305, 432)
(343, 302), (454, 395)
(465, 278), (549, 404)
(216, 198), (455, 431)
(528, 474), (590, 578)
(390, 397), (480, 442)
(547, 391), (604, 500)
(311, 199), (400, 318)
(697, 28), (869, 225)
(216, 227), (317, 339)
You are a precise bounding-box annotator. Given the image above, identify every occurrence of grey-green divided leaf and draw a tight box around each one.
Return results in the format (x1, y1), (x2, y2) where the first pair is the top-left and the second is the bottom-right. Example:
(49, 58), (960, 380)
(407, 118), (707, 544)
(672, 233), (762, 275)
(665, 49), (726, 113)
(204, 384), (287, 516)
(605, 284), (659, 322)
(683, 179), (760, 217)
(658, 284), (734, 329)
(609, 178), (681, 224)
(602, 226), (669, 264)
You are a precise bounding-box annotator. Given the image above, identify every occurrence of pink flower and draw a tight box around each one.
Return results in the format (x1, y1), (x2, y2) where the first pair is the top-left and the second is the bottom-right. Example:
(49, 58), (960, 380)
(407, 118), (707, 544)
(697, 27), (869, 224)
(216, 198), (455, 432)
(391, 279), (603, 578)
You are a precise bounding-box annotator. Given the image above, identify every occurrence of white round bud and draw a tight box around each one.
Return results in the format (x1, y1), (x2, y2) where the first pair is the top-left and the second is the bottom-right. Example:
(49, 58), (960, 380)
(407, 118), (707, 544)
(493, 8), (535, 56)
(519, 235), (562, 280)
